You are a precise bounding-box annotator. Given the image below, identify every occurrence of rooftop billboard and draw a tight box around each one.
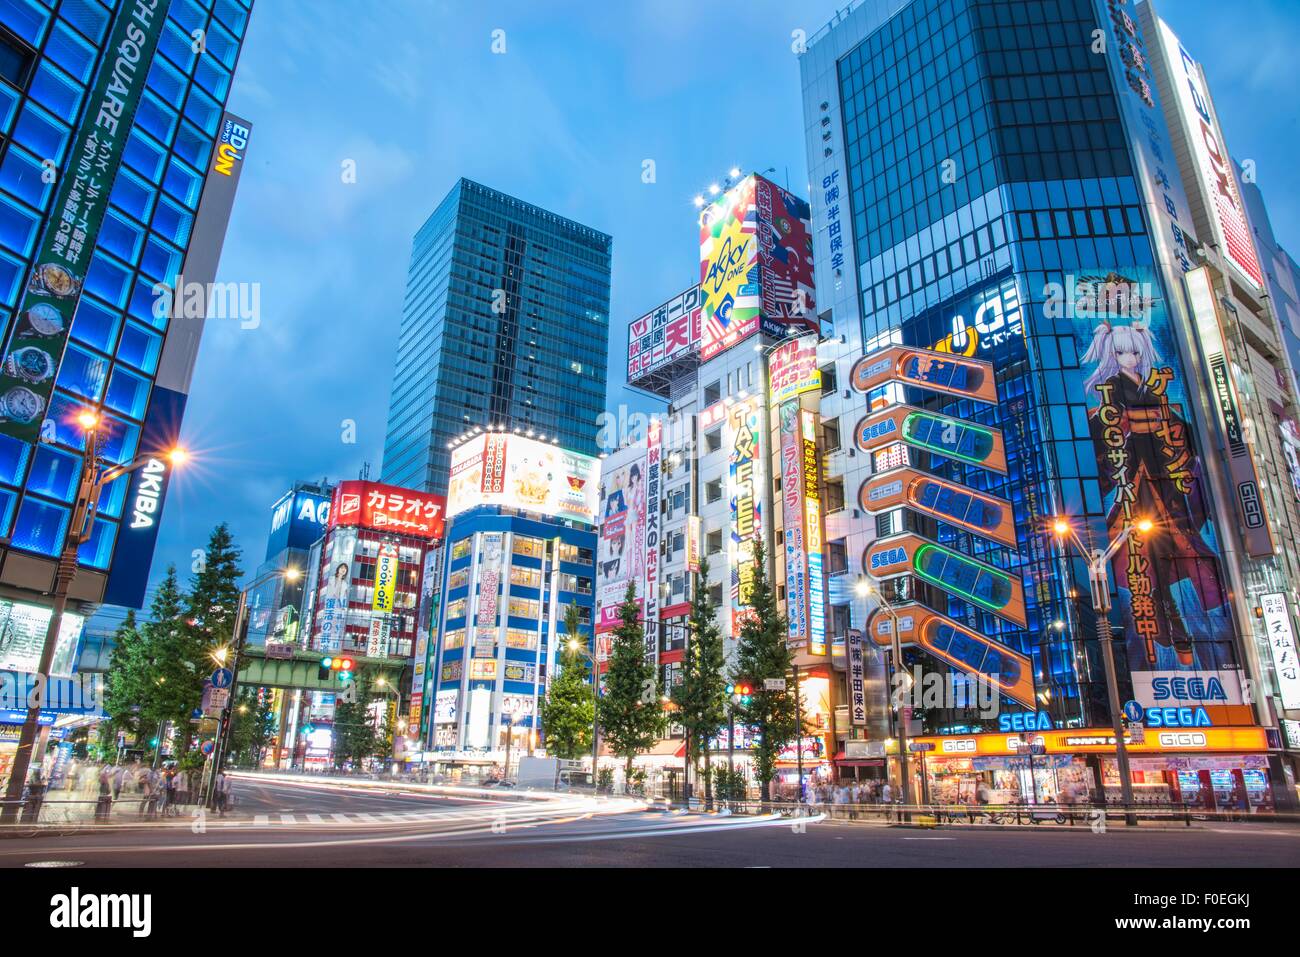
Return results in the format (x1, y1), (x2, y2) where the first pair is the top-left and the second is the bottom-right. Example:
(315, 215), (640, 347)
(330, 480), (445, 540)
(447, 434), (599, 524)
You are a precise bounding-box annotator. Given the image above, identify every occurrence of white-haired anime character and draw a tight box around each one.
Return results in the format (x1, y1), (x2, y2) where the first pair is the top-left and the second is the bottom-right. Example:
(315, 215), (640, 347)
(1079, 319), (1228, 668)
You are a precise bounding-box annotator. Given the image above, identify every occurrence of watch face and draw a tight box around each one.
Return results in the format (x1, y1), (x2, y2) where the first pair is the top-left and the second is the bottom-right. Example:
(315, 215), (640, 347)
(6, 346), (54, 384)
(22, 303), (64, 337)
(38, 263), (78, 298)
(0, 386), (44, 423)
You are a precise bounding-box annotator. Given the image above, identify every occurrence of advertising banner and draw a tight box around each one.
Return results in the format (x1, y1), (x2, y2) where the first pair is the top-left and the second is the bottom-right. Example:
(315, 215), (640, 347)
(1261, 593), (1300, 711)
(779, 402), (808, 650)
(768, 335), (821, 405)
(627, 285), (701, 381)
(1072, 266), (1238, 675)
(0, 601), (85, 676)
(854, 404), (1008, 474)
(0, 0), (174, 441)
(332, 481), (445, 539)
(802, 409), (826, 656)
(477, 533), (503, 629)
(865, 533), (1027, 628)
(686, 515), (700, 573)
(596, 450), (647, 632)
(859, 467), (1017, 548)
(267, 489), (331, 559)
(314, 527), (356, 652)
(847, 629), (866, 726)
(447, 434), (599, 524)
(754, 175), (817, 335)
(728, 398), (764, 634)
(643, 419), (661, 665)
(372, 543), (399, 613)
(850, 345), (997, 405)
(1184, 266), (1272, 556)
(1154, 19), (1264, 290)
(700, 177), (761, 361)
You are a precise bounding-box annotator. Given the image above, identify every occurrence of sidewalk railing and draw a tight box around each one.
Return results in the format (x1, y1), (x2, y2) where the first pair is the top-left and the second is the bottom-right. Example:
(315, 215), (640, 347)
(693, 798), (1300, 827)
(0, 792), (213, 829)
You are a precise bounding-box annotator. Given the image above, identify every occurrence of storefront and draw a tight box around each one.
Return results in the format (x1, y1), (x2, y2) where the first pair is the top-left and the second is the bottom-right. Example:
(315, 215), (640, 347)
(908, 725), (1276, 808)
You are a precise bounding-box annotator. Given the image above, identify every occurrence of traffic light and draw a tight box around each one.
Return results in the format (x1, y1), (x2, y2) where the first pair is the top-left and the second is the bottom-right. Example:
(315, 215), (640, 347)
(728, 681), (753, 707)
(319, 656), (356, 682)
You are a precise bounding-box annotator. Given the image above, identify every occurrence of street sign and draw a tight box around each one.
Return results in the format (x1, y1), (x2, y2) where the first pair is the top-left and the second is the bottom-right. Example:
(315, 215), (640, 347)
(908, 741), (935, 752)
(211, 668), (234, 689)
(1127, 723), (1146, 744)
(1122, 699), (1144, 723)
(764, 678), (787, 691)
(200, 740), (215, 756)
(265, 643), (295, 660)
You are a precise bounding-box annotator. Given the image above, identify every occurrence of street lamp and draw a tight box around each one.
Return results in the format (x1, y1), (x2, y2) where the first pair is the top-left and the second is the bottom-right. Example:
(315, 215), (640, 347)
(0, 410), (188, 823)
(566, 638), (601, 793)
(1050, 515), (1153, 827)
(203, 562), (301, 808)
(856, 577), (912, 821)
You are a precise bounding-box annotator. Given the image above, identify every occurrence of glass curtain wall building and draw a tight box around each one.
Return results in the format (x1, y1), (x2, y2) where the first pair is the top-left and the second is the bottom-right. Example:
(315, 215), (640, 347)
(803, 0), (1254, 734)
(382, 178), (613, 495)
(0, 0), (253, 606)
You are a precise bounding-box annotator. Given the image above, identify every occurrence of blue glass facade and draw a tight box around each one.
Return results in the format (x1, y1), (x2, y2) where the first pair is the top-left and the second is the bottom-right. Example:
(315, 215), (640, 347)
(0, 0), (251, 573)
(382, 179), (612, 496)
(815, 0), (1241, 731)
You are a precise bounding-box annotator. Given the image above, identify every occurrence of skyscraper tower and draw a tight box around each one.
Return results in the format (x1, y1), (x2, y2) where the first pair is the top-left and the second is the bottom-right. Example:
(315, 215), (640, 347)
(382, 178), (612, 495)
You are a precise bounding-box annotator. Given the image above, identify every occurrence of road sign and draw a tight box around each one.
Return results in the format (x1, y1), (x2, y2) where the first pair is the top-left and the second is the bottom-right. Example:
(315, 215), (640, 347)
(211, 668), (234, 689)
(908, 741), (935, 752)
(1127, 723), (1146, 744)
(764, 678), (787, 691)
(200, 740), (215, 756)
(1122, 699), (1144, 723)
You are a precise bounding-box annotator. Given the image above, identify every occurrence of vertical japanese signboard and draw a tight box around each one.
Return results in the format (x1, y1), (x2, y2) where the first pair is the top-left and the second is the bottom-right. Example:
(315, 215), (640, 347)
(802, 409), (826, 655)
(728, 397), (763, 635)
(643, 419), (661, 666)
(779, 402), (807, 650)
(1261, 593), (1300, 711)
(372, 543), (399, 613)
(0, 0), (173, 440)
(847, 629), (866, 726)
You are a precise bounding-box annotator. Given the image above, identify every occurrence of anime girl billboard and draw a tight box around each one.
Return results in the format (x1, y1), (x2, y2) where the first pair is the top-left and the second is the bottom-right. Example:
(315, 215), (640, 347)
(1074, 269), (1238, 675)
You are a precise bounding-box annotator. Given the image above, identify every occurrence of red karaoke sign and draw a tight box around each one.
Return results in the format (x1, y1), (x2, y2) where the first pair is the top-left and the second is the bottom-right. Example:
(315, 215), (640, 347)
(331, 481), (445, 540)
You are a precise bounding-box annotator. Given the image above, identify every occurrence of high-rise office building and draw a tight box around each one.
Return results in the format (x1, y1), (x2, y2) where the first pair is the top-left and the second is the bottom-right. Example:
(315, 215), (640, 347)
(802, 0), (1299, 807)
(382, 178), (613, 495)
(0, 0), (254, 625)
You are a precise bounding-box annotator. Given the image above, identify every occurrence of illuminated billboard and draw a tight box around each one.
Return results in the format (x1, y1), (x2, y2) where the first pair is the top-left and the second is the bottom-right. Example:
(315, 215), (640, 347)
(860, 468), (1017, 548)
(0, 600), (84, 676)
(854, 405), (1008, 474)
(1154, 19), (1264, 290)
(728, 397), (765, 634)
(447, 434), (599, 524)
(331, 481), (445, 540)
(768, 335), (822, 405)
(597, 448), (648, 633)
(851, 345), (997, 405)
(627, 285), (701, 381)
(1072, 265), (1237, 675)
(267, 488), (331, 559)
(865, 533), (1027, 629)
(699, 174), (816, 361)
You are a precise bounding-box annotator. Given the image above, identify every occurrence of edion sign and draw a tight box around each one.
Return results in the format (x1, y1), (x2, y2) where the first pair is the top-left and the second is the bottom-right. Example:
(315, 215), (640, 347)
(331, 480), (445, 540)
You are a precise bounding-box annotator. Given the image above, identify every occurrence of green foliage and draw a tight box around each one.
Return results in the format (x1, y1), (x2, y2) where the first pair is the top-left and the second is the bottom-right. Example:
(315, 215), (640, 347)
(227, 689), (275, 768)
(332, 670), (378, 768)
(708, 765), (748, 803)
(540, 603), (595, 759)
(139, 565), (204, 758)
(102, 610), (145, 737)
(670, 556), (727, 806)
(731, 538), (799, 802)
(598, 582), (665, 781)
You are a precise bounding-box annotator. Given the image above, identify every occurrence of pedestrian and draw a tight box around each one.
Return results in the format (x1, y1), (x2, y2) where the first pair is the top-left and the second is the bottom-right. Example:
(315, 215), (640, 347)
(214, 771), (229, 815)
(882, 781), (894, 821)
(95, 767), (113, 822)
(160, 769), (174, 817)
(219, 772), (234, 814)
(176, 768), (190, 808)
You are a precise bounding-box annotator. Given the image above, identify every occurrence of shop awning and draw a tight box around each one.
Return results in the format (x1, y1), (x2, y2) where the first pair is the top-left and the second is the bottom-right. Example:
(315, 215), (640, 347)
(644, 739), (687, 758)
(834, 751), (884, 767)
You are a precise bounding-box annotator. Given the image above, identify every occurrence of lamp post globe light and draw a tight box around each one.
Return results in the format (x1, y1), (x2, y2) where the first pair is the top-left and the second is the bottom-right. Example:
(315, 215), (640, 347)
(1050, 515), (1152, 828)
(0, 409), (188, 823)
(856, 577), (911, 822)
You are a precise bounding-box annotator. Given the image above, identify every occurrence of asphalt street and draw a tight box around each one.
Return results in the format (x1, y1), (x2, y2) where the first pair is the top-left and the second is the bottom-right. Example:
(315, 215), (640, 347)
(1, 775), (1297, 867)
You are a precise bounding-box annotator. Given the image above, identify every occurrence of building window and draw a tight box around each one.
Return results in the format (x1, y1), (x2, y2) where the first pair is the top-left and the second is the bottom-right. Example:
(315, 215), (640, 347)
(513, 536), (544, 558)
(705, 429), (722, 453)
(820, 364), (837, 395)
(825, 478), (845, 513)
(509, 565), (541, 589)
(704, 381), (721, 405)
(826, 539), (848, 575)
(558, 542), (594, 564)
(823, 419), (841, 452)
(706, 529), (723, 555)
(708, 583), (723, 607)
(0, 28), (35, 89)
(705, 478), (723, 504)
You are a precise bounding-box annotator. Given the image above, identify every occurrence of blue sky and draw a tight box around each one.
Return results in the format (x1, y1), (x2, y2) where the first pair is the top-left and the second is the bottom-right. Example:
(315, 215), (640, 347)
(138, 0), (1300, 600)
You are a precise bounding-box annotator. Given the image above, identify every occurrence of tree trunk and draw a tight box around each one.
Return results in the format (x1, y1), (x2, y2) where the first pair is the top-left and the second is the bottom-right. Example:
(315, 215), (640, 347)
(703, 748), (713, 811)
(625, 755), (634, 794)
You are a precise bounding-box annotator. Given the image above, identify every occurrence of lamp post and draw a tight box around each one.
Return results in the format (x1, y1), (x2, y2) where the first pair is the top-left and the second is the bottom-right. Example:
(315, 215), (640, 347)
(0, 410), (187, 823)
(856, 578), (911, 822)
(204, 563), (300, 809)
(1051, 515), (1152, 827)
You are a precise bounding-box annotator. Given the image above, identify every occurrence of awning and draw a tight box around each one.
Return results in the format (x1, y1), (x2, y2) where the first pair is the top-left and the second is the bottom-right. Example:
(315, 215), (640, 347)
(644, 739), (687, 758)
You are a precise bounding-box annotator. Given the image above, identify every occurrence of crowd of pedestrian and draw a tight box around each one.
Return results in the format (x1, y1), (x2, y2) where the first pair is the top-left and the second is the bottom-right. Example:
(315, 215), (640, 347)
(43, 758), (233, 821)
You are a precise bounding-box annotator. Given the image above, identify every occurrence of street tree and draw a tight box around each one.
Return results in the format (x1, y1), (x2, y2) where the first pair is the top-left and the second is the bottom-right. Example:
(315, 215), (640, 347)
(598, 582), (664, 789)
(670, 556), (727, 808)
(333, 670), (378, 769)
(138, 566), (201, 761)
(540, 602), (596, 760)
(732, 538), (799, 802)
(102, 610), (146, 740)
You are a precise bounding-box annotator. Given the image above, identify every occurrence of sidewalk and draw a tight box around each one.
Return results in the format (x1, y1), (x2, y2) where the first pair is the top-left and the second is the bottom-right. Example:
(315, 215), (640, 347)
(0, 790), (245, 832)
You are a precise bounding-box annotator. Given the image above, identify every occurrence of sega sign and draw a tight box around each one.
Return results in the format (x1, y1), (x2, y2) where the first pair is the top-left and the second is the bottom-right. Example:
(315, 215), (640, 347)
(1132, 670), (1243, 707)
(266, 488), (331, 559)
(998, 711), (1053, 732)
(1151, 676), (1229, 703)
(868, 546), (908, 573)
(1144, 706), (1213, 728)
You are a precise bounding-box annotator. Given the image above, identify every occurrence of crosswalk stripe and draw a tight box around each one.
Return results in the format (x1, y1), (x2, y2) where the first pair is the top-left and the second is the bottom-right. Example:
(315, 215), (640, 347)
(253, 815), (269, 827)
(305, 813), (324, 824)
(280, 813), (297, 826)
(331, 813), (350, 824)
